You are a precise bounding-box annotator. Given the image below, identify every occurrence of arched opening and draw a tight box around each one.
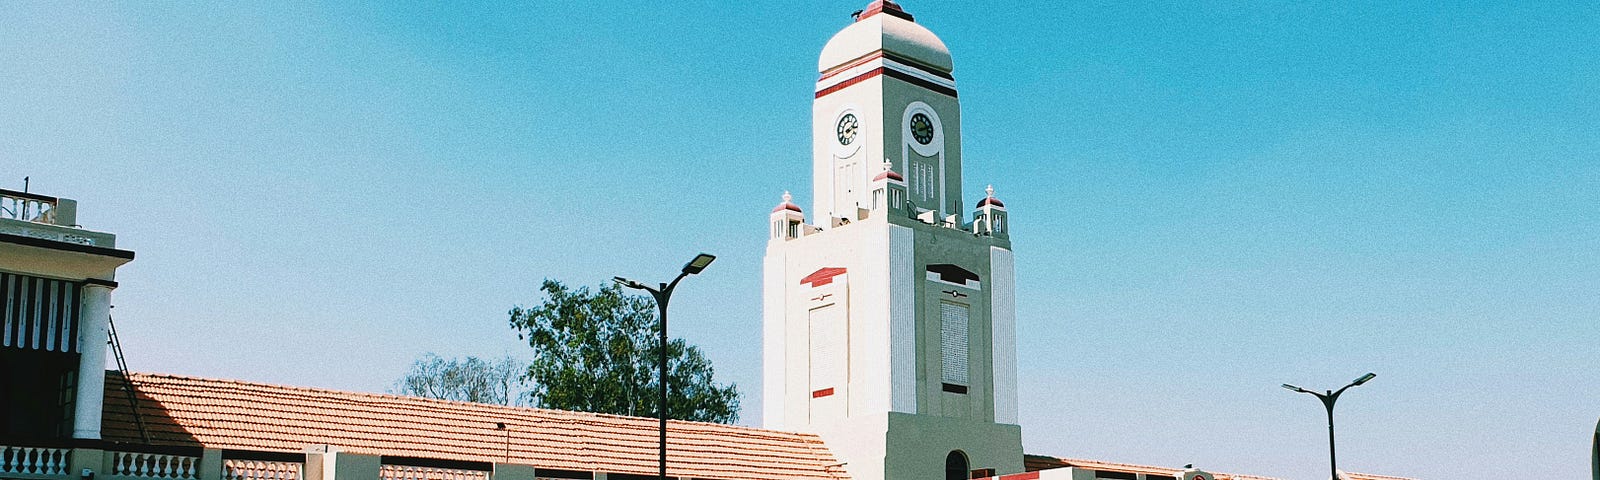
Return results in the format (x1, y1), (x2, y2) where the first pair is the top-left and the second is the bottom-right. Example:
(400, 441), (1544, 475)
(945, 450), (970, 480)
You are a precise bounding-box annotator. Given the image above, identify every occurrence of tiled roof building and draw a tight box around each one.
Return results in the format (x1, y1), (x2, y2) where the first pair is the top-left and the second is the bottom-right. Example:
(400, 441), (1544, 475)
(99, 373), (845, 480)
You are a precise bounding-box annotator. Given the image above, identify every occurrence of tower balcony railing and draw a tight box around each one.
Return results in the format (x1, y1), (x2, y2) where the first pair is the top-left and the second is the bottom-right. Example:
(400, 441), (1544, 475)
(0, 188), (63, 225)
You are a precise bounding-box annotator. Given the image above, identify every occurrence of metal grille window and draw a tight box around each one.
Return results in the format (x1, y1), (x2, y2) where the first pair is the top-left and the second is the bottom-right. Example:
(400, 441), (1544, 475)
(940, 302), (968, 386)
(1, 272), (81, 352)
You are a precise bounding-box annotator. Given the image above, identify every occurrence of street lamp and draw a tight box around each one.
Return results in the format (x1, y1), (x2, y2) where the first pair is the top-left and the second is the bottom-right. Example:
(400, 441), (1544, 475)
(613, 253), (716, 480)
(1283, 372), (1376, 480)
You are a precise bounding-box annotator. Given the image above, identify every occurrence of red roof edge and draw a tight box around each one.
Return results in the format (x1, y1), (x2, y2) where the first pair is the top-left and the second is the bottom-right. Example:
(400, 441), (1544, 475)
(856, 0), (914, 22)
(800, 267), (848, 287)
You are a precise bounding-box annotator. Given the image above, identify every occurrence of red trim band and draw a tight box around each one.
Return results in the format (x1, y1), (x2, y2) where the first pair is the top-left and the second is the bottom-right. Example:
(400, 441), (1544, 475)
(820, 50), (953, 82)
(811, 388), (834, 398)
(816, 68), (883, 99)
(816, 66), (958, 99)
(820, 51), (884, 81)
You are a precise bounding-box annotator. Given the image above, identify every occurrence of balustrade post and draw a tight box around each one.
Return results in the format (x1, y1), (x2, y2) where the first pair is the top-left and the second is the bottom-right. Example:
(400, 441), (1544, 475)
(304, 446), (379, 480)
(200, 449), (223, 480)
(490, 463), (534, 480)
(72, 445), (105, 479)
(304, 447), (336, 480)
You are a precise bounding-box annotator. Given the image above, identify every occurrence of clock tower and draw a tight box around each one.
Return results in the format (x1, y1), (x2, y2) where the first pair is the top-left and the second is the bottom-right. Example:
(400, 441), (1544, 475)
(763, 3), (1023, 480)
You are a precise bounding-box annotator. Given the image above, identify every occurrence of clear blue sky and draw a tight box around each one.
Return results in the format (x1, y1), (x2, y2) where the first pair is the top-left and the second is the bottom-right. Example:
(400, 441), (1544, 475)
(4, 2), (1597, 479)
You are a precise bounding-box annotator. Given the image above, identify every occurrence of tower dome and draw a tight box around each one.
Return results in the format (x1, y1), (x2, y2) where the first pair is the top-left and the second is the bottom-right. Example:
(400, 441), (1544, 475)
(818, 1), (953, 74)
(773, 191), (803, 213)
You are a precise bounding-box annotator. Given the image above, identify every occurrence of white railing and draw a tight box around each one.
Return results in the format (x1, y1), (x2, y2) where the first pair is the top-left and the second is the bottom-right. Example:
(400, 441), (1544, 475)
(113, 451), (200, 480)
(0, 445), (71, 475)
(0, 190), (58, 224)
(378, 464), (489, 480)
(224, 459), (303, 480)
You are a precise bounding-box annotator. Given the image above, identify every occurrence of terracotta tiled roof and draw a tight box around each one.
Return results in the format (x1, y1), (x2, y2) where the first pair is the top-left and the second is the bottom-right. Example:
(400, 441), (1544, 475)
(1341, 473), (1418, 480)
(1024, 455), (1411, 480)
(1026, 455), (1268, 479)
(102, 372), (847, 480)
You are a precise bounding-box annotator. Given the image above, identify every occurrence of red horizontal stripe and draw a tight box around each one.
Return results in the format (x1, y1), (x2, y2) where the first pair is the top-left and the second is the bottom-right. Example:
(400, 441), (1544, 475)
(820, 50), (954, 82)
(811, 388), (834, 398)
(820, 51), (885, 81)
(815, 68), (883, 99)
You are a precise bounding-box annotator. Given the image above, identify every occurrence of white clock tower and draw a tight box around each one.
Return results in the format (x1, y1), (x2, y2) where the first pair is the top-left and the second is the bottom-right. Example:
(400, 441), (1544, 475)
(763, 3), (1023, 480)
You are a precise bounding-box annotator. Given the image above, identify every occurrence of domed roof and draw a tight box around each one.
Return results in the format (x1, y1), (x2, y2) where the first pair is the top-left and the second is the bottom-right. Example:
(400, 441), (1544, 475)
(819, 1), (952, 74)
(977, 185), (1005, 208)
(873, 160), (904, 182)
(773, 191), (803, 213)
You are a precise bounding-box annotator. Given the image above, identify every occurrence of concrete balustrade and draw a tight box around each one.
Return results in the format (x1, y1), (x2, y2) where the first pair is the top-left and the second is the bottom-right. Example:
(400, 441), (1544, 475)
(112, 451), (200, 479)
(0, 443), (690, 480)
(224, 459), (304, 480)
(1, 445), (72, 476)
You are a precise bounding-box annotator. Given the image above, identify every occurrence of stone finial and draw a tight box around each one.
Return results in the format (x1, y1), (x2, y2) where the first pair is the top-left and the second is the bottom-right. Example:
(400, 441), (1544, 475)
(783, 191), (793, 203)
(986, 185), (995, 198)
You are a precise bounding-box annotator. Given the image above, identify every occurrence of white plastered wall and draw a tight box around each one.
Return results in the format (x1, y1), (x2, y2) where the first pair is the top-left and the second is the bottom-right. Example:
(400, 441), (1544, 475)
(761, 244), (789, 429)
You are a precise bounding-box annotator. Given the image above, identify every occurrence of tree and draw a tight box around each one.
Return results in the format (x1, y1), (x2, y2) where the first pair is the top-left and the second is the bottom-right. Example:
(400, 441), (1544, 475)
(393, 353), (525, 406)
(508, 279), (740, 423)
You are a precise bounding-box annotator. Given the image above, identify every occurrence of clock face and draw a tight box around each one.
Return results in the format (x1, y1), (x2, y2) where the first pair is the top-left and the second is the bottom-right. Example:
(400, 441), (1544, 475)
(836, 114), (859, 146)
(910, 113), (934, 145)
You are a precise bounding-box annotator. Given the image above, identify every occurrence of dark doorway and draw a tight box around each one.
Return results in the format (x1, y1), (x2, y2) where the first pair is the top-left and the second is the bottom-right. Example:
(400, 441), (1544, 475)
(946, 450), (970, 480)
(0, 348), (78, 440)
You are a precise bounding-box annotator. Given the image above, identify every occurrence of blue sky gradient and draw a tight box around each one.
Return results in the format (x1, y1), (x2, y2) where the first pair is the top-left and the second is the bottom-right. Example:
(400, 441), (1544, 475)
(4, 2), (1597, 479)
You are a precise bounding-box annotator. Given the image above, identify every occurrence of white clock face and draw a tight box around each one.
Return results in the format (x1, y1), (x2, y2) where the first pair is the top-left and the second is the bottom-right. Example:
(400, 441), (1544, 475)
(837, 113), (859, 145)
(830, 107), (864, 158)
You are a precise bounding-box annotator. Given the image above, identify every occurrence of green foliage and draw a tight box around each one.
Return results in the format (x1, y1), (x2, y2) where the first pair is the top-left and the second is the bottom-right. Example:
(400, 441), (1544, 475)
(508, 279), (740, 424)
(394, 353), (525, 405)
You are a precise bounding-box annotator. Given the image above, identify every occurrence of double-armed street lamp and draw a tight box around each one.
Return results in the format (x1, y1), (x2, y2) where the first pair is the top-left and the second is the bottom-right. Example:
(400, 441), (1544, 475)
(1283, 372), (1377, 480)
(613, 253), (716, 480)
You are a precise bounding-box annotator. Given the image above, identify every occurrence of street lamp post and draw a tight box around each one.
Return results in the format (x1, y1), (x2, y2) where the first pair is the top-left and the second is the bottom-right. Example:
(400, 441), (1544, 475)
(614, 253), (716, 480)
(1283, 372), (1376, 480)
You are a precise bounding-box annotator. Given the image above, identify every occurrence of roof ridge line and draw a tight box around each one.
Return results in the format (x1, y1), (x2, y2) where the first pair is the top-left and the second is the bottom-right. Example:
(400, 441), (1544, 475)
(127, 371), (803, 436)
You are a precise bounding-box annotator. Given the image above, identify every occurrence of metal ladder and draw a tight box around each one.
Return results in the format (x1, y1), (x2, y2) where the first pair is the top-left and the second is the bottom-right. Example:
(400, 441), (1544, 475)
(108, 314), (150, 443)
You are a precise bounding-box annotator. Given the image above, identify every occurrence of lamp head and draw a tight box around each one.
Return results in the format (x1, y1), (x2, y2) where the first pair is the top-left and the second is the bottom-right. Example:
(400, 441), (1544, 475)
(1282, 383), (1308, 393)
(1352, 372), (1376, 386)
(613, 276), (646, 290)
(682, 253), (716, 275)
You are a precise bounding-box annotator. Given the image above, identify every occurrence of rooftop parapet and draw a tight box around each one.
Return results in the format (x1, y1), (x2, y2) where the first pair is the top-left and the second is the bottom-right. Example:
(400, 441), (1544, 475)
(1, 188), (76, 226)
(0, 188), (116, 248)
